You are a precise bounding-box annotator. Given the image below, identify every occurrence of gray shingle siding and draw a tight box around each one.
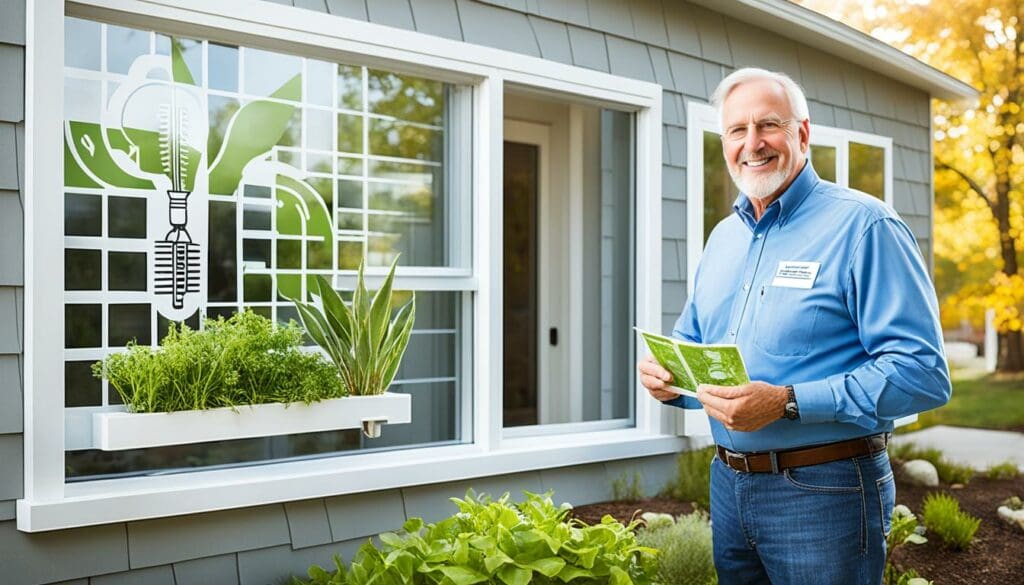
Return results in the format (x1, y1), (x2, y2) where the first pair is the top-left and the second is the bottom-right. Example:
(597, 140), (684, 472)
(1, 1), (936, 583)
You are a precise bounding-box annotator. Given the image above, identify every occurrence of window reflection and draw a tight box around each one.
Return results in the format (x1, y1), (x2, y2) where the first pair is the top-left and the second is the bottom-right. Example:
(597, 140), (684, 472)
(850, 142), (885, 199)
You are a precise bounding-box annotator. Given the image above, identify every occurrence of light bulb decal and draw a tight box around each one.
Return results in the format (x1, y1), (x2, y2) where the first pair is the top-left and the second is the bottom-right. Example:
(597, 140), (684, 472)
(103, 46), (209, 320)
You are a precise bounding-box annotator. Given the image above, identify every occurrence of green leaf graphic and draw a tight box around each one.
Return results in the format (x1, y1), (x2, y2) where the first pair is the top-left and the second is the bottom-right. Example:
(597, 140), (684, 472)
(65, 122), (154, 189)
(207, 74), (302, 195)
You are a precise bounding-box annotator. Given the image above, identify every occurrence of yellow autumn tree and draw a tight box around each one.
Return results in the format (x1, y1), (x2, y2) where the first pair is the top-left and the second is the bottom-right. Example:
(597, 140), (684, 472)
(798, 0), (1024, 372)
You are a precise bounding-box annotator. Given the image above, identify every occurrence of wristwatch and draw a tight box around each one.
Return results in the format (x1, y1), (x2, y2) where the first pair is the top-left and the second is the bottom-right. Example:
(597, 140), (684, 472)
(782, 385), (800, 421)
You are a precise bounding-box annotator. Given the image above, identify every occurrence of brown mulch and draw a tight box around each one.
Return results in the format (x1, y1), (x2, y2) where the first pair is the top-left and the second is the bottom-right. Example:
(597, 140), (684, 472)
(890, 475), (1024, 585)
(570, 478), (1024, 585)
(571, 496), (695, 526)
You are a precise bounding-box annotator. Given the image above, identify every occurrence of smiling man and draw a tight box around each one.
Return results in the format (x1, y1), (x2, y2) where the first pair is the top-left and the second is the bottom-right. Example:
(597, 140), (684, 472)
(638, 68), (951, 584)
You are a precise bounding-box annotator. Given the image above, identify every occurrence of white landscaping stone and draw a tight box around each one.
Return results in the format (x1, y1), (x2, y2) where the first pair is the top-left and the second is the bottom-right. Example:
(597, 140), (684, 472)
(902, 459), (940, 487)
(997, 505), (1024, 532)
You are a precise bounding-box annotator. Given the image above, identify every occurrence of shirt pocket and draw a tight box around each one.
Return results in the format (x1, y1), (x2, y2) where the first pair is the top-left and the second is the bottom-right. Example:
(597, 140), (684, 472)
(753, 283), (820, 356)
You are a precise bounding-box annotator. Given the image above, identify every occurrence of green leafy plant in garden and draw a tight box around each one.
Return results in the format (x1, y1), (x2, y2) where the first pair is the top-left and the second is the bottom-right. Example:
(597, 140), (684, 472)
(921, 492), (981, 550)
(883, 504), (930, 585)
(663, 445), (715, 509)
(888, 442), (975, 485)
(985, 461), (1020, 480)
(611, 471), (644, 502)
(92, 311), (341, 413)
(294, 490), (658, 584)
(292, 259), (415, 396)
(636, 512), (717, 585)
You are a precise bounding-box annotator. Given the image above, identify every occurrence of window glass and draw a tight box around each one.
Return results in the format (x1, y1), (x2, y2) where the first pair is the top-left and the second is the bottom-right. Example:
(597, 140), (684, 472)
(849, 142), (885, 199)
(501, 95), (636, 429)
(811, 144), (837, 183)
(62, 18), (472, 481)
(702, 131), (740, 243)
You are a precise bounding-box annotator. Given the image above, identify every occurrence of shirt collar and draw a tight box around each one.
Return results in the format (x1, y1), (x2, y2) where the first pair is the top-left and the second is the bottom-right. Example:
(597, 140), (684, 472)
(731, 161), (820, 229)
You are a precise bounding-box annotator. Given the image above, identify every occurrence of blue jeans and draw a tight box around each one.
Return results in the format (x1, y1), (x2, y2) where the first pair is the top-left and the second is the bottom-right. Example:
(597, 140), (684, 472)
(710, 449), (895, 584)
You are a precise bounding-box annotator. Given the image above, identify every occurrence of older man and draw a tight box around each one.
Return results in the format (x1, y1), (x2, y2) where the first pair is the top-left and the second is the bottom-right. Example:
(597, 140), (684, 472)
(639, 68), (950, 584)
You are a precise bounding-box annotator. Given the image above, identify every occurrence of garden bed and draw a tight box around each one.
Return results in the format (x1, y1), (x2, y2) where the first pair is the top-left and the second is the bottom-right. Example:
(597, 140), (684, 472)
(891, 475), (1024, 584)
(572, 476), (1024, 584)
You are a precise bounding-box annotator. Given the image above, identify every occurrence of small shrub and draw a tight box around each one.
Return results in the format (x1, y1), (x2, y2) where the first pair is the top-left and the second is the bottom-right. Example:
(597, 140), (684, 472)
(883, 504), (929, 585)
(295, 491), (659, 584)
(934, 460), (975, 485)
(986, 461), (1020, 480)
(889, 442), (975, 485)
(664, 445), (715, 509)
(921, 492), (981, 550)
(637, 511), (717, 585)
(612, 470), (645, 502)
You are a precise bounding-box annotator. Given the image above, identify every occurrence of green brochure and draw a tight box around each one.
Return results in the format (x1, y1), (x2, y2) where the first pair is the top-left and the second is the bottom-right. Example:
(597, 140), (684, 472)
(636, 328), (750, 398)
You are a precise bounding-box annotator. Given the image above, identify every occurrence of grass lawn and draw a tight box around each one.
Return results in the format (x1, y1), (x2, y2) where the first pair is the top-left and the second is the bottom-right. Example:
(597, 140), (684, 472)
(896, 369), (1024, 434)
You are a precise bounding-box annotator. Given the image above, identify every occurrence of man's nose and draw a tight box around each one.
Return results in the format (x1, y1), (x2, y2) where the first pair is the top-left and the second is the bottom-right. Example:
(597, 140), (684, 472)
(743, 128), (765, 154)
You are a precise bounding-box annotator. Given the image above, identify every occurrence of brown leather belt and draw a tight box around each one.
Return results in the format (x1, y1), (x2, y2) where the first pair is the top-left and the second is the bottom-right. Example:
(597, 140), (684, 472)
(716, 433), (889, 473)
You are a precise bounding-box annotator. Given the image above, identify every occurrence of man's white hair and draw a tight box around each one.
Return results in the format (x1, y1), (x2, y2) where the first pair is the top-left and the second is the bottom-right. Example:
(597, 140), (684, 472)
(710, 68), (810, 130)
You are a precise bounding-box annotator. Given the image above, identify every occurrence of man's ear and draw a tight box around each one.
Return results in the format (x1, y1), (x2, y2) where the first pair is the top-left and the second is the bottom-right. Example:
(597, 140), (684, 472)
(799, 119), (811, 153)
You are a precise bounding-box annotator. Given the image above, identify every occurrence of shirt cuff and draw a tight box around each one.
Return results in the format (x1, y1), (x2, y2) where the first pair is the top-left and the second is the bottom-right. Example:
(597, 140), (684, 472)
(793, 378), (836, 423)
(660, 395), (703, 409)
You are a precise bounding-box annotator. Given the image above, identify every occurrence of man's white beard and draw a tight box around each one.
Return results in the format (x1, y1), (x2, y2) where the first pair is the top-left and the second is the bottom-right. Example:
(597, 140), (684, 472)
(728, 160), (792, 200)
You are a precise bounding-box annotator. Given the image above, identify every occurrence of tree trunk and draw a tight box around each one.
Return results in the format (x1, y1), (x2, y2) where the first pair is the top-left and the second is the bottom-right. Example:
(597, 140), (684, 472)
(999, 330), (1024, 372)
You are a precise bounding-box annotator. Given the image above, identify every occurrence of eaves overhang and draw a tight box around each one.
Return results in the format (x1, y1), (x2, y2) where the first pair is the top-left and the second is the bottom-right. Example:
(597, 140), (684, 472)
(690, 0), (978, 101)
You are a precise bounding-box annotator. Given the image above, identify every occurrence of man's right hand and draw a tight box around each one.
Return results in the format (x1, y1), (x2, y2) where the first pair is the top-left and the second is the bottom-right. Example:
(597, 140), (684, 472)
(637, 355), (678, 402)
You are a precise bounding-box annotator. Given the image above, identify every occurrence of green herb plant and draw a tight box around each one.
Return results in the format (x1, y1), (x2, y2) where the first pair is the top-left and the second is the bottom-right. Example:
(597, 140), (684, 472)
(883, 504), (929, 585)
(663, 445), (715, 509)
(611, 471), (644, 502)
(636, 511), (717, 585)
(291, 259), (415, 396)
(93, 311), (342, 413)
(294, 490), (659, 585)
(921, 492), (981, 550)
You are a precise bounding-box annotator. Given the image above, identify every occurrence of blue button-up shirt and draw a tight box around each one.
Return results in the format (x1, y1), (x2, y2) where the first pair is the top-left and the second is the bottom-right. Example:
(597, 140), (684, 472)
(664, 162), (951, 452)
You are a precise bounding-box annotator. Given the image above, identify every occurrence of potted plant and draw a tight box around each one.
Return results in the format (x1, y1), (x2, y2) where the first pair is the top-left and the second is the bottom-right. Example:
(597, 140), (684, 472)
(88, 260), (414, 450)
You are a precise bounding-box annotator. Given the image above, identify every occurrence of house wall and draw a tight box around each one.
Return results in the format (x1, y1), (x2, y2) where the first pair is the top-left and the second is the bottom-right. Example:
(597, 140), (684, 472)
(0, 0), (934, 583)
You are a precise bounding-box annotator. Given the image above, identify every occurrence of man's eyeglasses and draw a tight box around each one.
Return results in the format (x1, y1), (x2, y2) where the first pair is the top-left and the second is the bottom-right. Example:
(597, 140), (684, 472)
(722, 118), (799, 142)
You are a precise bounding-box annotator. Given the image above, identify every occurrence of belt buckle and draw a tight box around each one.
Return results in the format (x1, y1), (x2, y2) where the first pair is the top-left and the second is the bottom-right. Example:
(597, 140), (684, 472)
(725, 450), (751, 473)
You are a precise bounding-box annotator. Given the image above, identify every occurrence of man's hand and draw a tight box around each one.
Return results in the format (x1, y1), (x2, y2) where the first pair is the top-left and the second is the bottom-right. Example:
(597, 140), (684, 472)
(697, 381), (789, 432)
(637, 355), (678, 402)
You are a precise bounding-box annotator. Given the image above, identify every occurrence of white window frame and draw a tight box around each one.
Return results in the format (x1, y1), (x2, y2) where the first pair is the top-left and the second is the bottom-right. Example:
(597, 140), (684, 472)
(685, 101), (894, 292)
(20, 0), (677, 532)
(681, 101), (911, 436)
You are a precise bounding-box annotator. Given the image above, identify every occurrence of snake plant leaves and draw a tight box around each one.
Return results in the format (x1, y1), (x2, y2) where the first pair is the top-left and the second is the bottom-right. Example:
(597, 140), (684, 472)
(291, 259), (414, 396)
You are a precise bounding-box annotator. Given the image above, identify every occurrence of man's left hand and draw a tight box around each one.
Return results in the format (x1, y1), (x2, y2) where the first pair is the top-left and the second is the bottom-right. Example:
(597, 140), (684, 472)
(697, 381), (789, 432)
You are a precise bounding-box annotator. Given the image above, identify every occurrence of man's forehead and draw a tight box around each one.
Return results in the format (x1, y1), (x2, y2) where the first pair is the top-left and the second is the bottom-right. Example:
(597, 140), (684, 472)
(721, 79), (793, 120)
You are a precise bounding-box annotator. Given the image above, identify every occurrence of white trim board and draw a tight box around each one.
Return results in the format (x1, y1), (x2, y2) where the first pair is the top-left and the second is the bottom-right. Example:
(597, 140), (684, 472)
(21, 0), (667, 531)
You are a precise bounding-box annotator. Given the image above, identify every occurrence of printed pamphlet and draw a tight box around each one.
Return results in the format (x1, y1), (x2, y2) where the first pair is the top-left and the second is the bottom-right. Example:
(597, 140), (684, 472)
(636, 328), (750, 398)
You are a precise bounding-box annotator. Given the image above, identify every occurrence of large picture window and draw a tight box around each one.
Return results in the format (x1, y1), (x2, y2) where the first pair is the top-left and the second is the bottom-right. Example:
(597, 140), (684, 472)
(61, 17), (473, 479)
(20, 0), (669, 532)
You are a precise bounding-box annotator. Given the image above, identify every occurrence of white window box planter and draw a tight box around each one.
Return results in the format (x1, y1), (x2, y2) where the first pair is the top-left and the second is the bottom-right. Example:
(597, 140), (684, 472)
(90, 392), (412, 451)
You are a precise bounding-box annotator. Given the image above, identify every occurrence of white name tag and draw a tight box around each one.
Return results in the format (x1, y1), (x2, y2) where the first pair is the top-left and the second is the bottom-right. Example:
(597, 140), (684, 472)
(771, 261), (821, 289)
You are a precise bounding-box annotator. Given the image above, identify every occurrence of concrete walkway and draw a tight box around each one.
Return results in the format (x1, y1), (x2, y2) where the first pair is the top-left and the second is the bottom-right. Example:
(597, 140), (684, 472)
(892, 425), (1024, 471)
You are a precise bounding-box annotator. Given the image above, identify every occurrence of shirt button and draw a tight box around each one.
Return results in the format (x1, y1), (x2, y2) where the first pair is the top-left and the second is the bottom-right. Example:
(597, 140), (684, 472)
(755, 233), (763, 239)
(729, 331), (736, 336)
(743, 283), (750, 291)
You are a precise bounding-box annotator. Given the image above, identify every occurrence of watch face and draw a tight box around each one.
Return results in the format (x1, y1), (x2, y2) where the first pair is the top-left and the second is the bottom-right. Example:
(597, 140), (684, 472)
(785, 404), (799, 420)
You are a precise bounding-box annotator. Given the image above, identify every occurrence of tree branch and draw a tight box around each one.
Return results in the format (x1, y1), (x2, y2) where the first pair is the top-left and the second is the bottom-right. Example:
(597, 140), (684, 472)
(936, 160), (997, 215)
